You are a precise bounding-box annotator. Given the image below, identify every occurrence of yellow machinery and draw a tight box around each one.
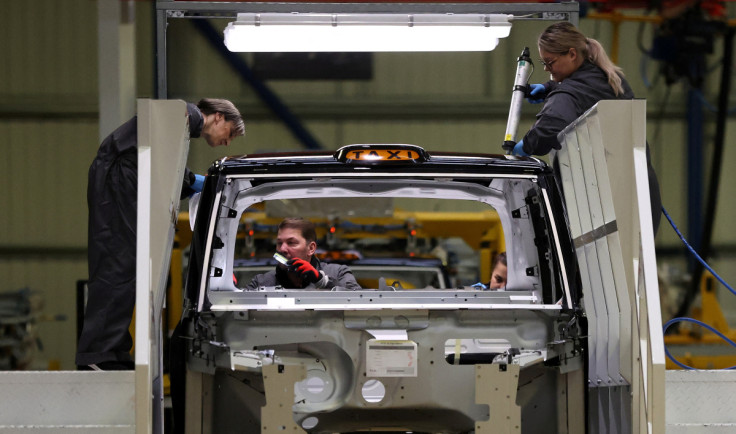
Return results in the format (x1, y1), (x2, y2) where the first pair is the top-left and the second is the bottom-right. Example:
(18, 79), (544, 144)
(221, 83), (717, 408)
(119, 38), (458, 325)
(166, 208), (505, 325)
(237, 210), (505, 282)
(664, 272), (736, 369)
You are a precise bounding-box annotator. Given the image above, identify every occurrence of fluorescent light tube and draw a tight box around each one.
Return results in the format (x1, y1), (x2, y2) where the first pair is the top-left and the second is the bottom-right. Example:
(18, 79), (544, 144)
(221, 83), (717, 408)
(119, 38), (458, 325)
(224, 13), (512, 52)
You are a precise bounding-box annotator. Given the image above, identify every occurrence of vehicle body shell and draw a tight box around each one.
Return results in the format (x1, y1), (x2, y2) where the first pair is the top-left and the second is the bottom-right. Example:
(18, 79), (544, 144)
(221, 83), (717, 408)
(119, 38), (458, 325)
(178, 145), (586, 433)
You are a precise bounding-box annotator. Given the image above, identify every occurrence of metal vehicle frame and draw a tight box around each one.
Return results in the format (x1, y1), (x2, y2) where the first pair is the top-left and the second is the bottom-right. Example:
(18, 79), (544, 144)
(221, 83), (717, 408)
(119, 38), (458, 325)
(178, 145), (585, 433)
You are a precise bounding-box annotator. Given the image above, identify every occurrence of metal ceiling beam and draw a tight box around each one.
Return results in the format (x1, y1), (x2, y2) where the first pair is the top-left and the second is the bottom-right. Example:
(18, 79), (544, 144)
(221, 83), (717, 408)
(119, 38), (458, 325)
(156, 1), (580, 17)
(154, 2), (579, 149)
(155, 1), (579, 98)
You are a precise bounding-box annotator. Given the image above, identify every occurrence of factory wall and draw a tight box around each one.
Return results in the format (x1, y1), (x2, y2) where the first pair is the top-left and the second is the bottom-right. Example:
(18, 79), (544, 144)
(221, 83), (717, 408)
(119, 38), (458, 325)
(1, 1), (735, 369)
(1, 1), (99, 369)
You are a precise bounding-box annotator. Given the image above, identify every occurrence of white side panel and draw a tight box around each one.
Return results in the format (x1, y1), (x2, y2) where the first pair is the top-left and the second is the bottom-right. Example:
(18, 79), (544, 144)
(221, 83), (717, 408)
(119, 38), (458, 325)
(554, 103), (642, 387)
(552, 100), (664, 433)
(595, 101), (641, 384)
(666, 370), (736, 429)
(0, 371), (134, 432)
(577, 115), (619, 386)
(554, 119), (610, 386)
(553, 128), (596, 345)
(634, 146), (665, 433)
(136, 99), (191, 434)
(581, 115), (625, 386)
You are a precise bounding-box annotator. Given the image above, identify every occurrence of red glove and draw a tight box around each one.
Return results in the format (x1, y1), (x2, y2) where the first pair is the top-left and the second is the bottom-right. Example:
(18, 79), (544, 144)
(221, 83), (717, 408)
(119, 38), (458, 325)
(287, 258), (321, 284)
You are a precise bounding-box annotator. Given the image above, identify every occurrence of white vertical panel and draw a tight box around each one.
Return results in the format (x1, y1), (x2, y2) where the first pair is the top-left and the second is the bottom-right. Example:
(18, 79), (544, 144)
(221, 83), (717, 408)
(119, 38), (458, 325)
(586, 112), (632, 385)
(554, 100), (664, 433)
(576, 117), (624, 386)
(0, 371), (134, 429)
(666, 370), (736, 427)
(136, 99), (191, 434)
(555, 121), (610, 386)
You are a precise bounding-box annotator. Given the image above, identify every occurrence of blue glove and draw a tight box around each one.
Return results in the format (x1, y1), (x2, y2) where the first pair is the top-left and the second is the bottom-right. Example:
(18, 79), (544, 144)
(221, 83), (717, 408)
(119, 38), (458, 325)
(527, 83), (546, 104)
(471, 282), (488, 290)
(513, 140), (529, 157)
(192, 174), (205, 193)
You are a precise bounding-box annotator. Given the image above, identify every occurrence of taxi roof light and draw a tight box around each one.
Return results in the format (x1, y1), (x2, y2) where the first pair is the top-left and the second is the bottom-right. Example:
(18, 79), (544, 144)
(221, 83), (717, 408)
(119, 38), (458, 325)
(335, 144), (429, 165)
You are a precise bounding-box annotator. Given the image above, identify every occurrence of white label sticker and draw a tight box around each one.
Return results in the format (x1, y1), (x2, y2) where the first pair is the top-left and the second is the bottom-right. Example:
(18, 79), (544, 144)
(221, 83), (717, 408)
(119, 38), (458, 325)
(366, 339), (417, 377)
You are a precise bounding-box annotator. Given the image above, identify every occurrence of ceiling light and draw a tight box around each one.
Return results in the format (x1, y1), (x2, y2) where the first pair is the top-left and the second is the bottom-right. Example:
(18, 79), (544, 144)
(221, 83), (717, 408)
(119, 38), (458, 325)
(224, 13), (512, 52)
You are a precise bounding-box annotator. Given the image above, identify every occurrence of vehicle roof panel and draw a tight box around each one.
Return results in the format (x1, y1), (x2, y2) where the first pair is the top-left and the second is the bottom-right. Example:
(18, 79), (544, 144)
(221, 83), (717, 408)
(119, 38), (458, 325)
(214, 149), (549, 177)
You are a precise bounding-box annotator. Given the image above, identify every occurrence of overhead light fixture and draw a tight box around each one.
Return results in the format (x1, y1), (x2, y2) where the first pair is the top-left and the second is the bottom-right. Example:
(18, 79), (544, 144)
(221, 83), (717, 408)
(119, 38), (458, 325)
(224, 13), (512, 52)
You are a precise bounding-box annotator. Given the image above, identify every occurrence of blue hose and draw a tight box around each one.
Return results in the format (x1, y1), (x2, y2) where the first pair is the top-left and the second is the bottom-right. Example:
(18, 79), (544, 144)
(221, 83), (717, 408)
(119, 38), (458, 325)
(662, 206), (736, 369)
(662, 206), (736, 296)
(663, 317), (736, 370)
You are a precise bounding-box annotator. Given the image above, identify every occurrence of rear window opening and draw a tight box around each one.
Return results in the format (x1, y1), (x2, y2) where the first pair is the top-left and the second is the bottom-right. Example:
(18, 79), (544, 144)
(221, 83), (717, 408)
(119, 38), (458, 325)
(200, 175), (569, 308)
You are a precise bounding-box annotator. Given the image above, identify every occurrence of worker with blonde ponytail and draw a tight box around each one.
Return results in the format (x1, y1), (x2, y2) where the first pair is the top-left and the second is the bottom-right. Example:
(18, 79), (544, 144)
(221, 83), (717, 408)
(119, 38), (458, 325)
(514, 21), (633, 156)
(514, 21), (662, 233)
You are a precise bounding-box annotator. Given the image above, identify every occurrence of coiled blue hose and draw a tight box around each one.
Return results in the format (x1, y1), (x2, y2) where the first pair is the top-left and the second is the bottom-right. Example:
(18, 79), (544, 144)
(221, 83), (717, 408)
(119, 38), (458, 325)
(662, 206), (736, 369)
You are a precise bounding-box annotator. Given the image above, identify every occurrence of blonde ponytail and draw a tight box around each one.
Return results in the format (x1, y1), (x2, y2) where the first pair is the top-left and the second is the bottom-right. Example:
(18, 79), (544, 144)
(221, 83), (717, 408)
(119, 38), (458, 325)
(538, 22), (626, 96)
(586, 38), (625, 96)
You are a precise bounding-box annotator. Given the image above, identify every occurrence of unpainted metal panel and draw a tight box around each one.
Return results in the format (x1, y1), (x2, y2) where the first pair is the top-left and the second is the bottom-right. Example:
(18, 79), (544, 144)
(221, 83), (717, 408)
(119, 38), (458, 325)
(261, 364), (308, 433)
(0, 371), (134, 429)
(575, 117), (623, 386)
(565, 100), (663, 432)
(555, 102), (655, 389)
(577, 114), (628, 385)
(0, 429), (132, 433)
(555, 127), (610, 386)
(587, 110), (633, 384)
(553, 131), (600, 386)
(666, 370), (736, 425)
(584, 242), (613, 386)
(634, 146), (665, 433)
(553, 100), (665, 432)
(585, 102), (640, 388)
(593, 103), (640, 298)
(475, 363), (521, 433)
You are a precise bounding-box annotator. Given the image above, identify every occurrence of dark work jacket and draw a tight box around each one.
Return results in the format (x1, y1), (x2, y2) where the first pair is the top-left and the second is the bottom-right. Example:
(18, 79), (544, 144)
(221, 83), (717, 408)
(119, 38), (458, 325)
(522, 61), (634, 155)
(78, 103), (206, 366)
(245, 257), (361, 290)
(90, 103), (204, 200)
(522, 61), (661, 233)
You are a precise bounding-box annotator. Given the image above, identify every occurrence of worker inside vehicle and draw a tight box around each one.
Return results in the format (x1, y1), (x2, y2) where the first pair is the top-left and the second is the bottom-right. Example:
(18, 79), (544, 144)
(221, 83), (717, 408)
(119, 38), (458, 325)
(472, 251), (507, 291)
(489, 251), (507, 290)
(244, 217), (362, 291)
